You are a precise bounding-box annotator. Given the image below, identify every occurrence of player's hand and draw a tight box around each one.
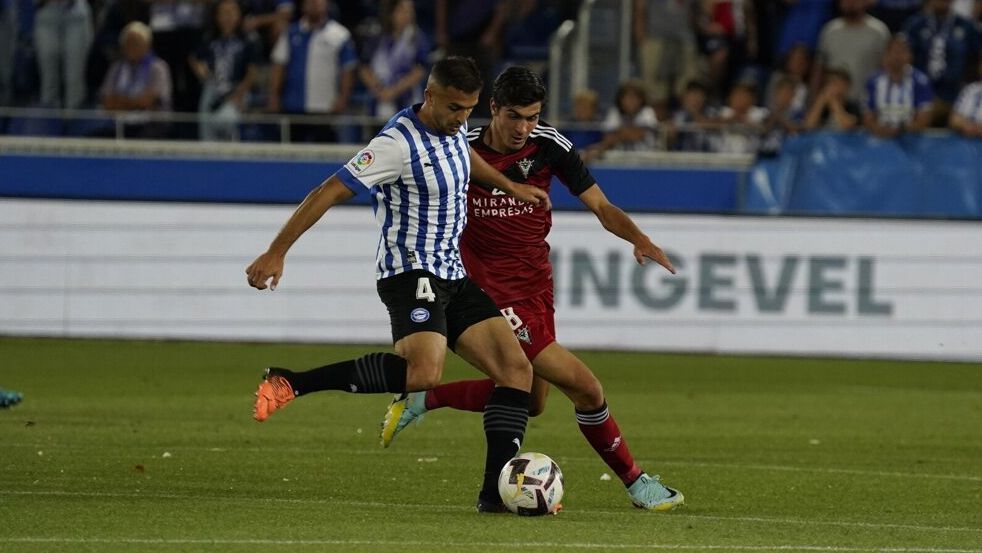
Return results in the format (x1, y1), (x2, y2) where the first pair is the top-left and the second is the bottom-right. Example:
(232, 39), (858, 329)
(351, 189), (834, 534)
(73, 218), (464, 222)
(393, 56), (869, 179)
(511, 183), (552, 210)
(246, 251), (285, 290)
(635, 242), (675, 274)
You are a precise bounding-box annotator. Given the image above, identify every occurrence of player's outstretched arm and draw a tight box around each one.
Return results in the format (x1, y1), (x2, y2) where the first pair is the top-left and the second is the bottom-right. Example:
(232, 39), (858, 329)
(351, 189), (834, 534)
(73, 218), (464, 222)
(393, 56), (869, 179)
(468, 148), (551, 209)
(578, 184), (675, 274)
(246, 175), (356, 290)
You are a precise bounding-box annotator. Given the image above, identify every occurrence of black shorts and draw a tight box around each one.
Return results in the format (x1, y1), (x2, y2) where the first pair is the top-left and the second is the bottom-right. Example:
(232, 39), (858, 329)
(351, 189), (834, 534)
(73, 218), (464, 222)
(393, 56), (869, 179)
(376, 269), (502, 349)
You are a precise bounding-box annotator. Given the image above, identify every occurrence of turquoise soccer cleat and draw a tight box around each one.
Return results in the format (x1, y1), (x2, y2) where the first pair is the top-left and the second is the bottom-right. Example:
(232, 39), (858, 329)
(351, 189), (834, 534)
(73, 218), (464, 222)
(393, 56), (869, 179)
(379, 391), (428, 448)
(0, 388), (23, 409)
(627, 473), (684, 511)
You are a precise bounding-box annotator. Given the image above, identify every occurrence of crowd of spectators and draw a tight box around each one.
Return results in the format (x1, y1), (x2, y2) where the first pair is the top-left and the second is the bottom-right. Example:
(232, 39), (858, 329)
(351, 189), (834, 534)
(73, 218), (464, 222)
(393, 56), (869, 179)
(0, 0), (979, 153)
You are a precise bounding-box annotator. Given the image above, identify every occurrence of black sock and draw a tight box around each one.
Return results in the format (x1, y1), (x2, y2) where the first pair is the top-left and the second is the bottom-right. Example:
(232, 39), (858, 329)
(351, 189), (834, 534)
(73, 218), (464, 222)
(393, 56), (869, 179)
(282, 353), (408, 395)
(480, 386), (530, 502)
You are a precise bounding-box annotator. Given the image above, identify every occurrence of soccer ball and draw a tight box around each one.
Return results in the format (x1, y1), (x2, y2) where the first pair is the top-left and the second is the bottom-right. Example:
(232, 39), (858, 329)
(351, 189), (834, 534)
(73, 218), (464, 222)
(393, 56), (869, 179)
(497, 452), (564, 515)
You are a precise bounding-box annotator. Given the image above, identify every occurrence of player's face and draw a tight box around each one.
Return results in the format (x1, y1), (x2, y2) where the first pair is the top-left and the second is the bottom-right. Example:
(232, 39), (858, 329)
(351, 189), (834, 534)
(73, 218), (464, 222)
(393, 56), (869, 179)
(490, 100), (541, 152)
(425, 83), (480, 135)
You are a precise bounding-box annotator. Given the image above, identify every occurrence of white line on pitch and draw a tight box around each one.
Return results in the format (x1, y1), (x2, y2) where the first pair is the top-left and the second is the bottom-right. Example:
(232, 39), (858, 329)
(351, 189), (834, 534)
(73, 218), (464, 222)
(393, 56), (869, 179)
(5, 537), (982, 552)
(4, 489), (981, 534)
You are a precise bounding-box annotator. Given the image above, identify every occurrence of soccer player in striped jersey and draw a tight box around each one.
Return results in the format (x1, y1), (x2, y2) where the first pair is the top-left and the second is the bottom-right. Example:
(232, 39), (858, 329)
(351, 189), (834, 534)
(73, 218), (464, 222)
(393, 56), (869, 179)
(246, 56), (550, 512)
(380, 66), (685, 511)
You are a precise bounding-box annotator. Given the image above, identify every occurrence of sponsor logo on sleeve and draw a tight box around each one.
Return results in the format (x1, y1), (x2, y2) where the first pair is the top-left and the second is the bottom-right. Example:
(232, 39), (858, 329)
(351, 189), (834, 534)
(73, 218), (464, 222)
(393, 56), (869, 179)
(350, 150), (375, 173)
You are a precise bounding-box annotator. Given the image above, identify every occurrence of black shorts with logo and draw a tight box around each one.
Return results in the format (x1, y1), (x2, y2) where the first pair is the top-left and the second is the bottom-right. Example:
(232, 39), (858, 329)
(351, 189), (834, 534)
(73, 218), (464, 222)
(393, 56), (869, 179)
(376, 269), (502, 349)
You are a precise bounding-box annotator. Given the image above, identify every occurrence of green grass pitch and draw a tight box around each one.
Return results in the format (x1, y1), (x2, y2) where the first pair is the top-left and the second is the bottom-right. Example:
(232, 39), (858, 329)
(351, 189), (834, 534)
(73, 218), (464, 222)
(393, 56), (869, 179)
(1, 337), (980, 552)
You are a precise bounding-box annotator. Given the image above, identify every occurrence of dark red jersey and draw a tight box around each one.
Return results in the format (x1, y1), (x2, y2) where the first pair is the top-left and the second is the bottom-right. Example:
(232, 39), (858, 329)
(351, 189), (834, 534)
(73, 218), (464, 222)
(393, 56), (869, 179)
(461, 123), (595, 304)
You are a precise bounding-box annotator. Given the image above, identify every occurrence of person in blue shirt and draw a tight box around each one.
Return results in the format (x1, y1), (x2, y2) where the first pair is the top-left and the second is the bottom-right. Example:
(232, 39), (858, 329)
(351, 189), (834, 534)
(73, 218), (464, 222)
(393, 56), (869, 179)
(246, 57), (550, 513)
(267, 0), (357, 142)
(358, 0), (431, 119)
(864, 34), (934, 137)
(902, 0), (981, 125)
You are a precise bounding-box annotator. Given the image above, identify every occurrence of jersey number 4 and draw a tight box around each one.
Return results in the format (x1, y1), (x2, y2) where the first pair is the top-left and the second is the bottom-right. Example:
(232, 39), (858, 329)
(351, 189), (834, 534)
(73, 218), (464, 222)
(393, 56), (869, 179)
(416, 277), (436, 302)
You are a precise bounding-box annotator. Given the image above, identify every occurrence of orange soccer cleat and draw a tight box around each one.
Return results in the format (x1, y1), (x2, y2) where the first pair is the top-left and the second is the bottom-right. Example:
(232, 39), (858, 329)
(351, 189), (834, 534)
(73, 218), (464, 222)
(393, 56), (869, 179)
(253, 368), (296, 422)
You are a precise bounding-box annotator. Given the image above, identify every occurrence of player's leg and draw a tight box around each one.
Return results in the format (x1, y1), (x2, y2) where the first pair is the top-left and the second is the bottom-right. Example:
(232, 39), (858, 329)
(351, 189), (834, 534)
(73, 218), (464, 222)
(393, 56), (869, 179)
(453, 316), (534, 512)
(379, 299), (550, 448)
(253, 270), (448, 422)
(531, 343), (683, 510)
(447, 279), (534, 512)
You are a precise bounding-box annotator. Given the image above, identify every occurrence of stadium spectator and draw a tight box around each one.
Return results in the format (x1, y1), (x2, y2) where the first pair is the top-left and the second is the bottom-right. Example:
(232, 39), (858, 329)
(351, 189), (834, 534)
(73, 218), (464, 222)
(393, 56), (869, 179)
(713, 80), (768, 153)
(190, 0), (261, 141)
(812, 0), (890, 102)
(98, 21), (173, 138)
(902, 0), (981, 126)
(760, 75), (804, 154)
(803, 67), (861, 130)
(34, 0), (94, 109)
(148, 0), (208, 116)
(863, 34), (933, 137)
(267, 0), (357, 143)
(0, 0), (15, 107)
(247, 56), (549, 514)
(584, 80), (659, 160)
(768, 76), (805, 128)
(433, 0), (509, 117)
(670, 79), (718, 151)
(241, 0), (294, 59)
(358, 0), (430, 119)
(561, 88), (604, 151)
(697, 0), (759, 100)
(379, 65), (685, 513)
(949, 59), (982, 136)
(633, 0), (701, 122)
(766, 42), (811, 118)
(87, 1), (151, 108)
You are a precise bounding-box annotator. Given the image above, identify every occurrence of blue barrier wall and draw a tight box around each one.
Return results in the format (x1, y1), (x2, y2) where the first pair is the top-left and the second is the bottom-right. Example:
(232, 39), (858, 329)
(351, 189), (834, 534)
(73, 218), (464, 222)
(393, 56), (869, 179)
(0, 152), (740, 212)
(747, 132), (982, 218)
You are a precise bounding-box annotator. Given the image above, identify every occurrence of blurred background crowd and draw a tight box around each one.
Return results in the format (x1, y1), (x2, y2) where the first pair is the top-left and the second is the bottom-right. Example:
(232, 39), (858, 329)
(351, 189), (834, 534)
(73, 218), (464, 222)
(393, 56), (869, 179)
(0, 0), (979, 155)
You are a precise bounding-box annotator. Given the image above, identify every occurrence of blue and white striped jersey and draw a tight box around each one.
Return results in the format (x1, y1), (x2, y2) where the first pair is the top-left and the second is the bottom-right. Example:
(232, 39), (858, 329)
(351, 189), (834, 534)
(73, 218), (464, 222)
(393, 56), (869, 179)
(337, 105), (471, 281)
(864, 67), (933, 127)
(953, 82), (982, 123)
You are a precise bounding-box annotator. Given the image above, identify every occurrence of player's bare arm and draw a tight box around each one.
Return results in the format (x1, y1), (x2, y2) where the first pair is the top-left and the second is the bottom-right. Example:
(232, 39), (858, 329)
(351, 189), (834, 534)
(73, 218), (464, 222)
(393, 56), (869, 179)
(246, 175), (356, 290)
(578, 185), (675, 274)
(468, 148), (552, 210)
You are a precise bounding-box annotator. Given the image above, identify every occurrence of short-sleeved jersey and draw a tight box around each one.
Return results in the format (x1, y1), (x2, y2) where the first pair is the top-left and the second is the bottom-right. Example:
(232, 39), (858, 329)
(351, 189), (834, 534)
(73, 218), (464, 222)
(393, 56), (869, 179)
(953, 81), (982, 123)
(864, 67), (933, 127)
(461, 123), (595, 304)
(337, 105), (471, 281)
(271, 18), (357, 113)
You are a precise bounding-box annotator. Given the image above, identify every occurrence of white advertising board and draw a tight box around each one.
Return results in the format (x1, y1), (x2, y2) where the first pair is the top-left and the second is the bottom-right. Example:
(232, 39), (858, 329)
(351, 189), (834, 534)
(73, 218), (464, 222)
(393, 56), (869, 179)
(2, 199), (979, 361)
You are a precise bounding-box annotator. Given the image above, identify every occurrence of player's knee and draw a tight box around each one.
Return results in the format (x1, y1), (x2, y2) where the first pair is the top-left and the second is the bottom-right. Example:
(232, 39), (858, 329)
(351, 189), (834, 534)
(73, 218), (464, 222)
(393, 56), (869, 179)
(492, 358), (533, 391)
(405, 360), (443, 390)
(528, 400), (546, 418)
(572, 375), (605, 411)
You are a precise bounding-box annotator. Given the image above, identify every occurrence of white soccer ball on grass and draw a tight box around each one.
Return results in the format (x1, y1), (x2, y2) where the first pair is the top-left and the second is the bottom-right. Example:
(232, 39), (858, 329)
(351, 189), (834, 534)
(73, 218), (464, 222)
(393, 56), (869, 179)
(497, 452), (564, 515)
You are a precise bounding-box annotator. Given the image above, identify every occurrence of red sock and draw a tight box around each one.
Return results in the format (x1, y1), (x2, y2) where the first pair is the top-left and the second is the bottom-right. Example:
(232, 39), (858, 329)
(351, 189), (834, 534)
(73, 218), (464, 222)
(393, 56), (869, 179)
(425, 378), (496, 412)
(576, 402), (643, 485)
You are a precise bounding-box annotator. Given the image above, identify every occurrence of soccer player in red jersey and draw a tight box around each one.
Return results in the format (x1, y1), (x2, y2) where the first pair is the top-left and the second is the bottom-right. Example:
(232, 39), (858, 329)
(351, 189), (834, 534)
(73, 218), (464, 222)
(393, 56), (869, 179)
(380, 66), (684, 511)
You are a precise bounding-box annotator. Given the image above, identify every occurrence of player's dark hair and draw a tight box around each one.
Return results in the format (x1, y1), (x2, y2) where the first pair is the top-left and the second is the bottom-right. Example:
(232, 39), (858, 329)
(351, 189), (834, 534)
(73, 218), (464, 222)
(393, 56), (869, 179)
(492, 66), (546, 108)
(430, 56), (483, 94)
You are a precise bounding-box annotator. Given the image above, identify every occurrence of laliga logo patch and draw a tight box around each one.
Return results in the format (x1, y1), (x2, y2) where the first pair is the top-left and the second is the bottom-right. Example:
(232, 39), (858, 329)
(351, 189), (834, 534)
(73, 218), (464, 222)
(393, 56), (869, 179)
(351, 149), (375, 173)
(410, 308), (430, 323)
